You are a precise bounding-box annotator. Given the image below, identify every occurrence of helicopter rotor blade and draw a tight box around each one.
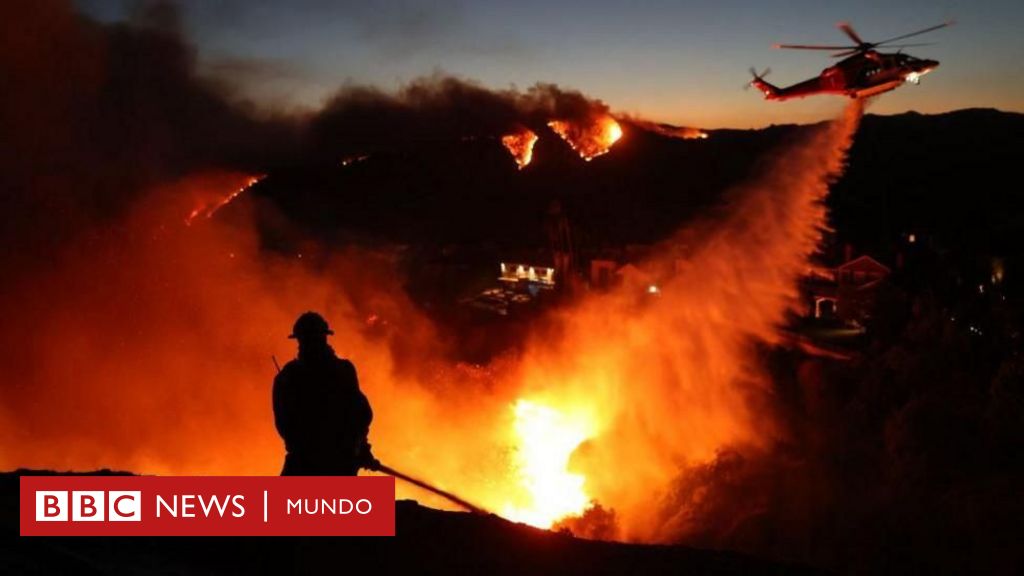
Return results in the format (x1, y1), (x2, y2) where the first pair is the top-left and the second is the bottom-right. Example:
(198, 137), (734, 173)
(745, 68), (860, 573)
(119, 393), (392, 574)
(778, 21), (951, 58)
(837, 22), (865, 46)
(874, 20), (955, 45)
(775, 43), (857, 50)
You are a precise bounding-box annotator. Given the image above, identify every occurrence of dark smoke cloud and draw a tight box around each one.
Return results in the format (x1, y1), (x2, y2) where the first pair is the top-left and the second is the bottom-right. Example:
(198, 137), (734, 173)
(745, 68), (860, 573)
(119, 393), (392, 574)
(1, 1), (617, 263)
(310, 74), (614, 158)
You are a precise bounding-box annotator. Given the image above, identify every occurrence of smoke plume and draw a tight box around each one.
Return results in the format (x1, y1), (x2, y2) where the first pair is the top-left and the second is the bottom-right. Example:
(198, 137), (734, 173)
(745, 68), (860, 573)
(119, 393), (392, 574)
(310, 74), (620, 161)
(0, 1), (299, 270)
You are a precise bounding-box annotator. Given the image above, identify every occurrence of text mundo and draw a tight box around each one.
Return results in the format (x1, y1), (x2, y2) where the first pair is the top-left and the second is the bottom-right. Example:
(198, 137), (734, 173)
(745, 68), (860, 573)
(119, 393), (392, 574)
(286, 497), (373, 515)
(21, 476), (396, 536)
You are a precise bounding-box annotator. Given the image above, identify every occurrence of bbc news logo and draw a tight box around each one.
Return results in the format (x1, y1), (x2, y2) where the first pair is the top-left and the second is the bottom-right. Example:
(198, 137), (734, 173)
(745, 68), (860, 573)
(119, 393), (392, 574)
(36, 490), (141, 522)
(21, 476), (395, 536)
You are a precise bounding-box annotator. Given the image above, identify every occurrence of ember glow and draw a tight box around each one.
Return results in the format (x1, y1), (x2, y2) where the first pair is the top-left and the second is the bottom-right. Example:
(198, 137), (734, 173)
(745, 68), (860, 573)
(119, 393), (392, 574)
(184, 174), (264, 225)
(501, 129), (539, 169)
(548, 115), (623, 161)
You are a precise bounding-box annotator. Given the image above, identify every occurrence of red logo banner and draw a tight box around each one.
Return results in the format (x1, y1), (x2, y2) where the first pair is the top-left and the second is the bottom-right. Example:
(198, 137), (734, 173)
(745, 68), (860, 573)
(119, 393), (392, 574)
(20, 476), (395, 536)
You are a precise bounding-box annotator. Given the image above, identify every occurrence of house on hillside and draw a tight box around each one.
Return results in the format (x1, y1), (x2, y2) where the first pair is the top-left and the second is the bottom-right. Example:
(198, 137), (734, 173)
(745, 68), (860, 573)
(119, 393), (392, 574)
(806, 254), (891, 325)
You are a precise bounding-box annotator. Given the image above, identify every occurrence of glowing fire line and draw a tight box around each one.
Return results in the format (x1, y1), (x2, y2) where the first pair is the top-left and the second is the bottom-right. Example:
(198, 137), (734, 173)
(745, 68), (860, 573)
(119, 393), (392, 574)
(185, 175), (264, 226)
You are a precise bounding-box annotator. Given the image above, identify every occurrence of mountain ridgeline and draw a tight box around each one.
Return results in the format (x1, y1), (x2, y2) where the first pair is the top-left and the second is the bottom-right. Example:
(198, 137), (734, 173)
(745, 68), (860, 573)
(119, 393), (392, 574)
(245, 109), (1024, 278)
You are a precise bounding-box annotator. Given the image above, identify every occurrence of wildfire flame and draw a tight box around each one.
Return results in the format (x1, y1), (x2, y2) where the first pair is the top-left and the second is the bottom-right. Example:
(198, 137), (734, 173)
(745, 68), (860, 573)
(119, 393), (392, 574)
(501, 129), (539, 169)
(184, 174), (264, 225)
(548, 115), (623, 161)
(501, 399), (596, 527)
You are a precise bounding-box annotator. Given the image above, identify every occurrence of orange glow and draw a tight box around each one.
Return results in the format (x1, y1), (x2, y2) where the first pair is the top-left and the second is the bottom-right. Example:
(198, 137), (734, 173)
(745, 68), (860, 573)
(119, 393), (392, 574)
(0, 102), (863, 544)
(501, 129), (538, 169)
(548, 115), (622, 161)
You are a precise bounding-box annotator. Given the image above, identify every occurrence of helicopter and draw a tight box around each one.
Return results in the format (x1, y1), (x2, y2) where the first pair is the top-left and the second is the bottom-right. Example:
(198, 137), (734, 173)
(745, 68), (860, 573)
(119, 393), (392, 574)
(749, 21), (953, 101)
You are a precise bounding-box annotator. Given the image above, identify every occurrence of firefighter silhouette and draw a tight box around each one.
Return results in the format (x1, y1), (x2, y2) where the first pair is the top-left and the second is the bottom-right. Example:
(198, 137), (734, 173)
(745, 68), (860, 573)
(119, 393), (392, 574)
(273, 312), (378, 475)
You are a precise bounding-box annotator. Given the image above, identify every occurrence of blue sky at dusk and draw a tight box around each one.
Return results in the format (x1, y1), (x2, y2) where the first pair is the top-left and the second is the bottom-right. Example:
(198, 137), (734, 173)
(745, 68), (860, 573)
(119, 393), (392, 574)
(78, 0), (1023, 128)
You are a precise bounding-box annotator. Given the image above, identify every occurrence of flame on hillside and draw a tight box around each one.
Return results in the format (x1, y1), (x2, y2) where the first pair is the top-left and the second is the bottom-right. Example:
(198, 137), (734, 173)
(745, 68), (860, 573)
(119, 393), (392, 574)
(548, 115), (623, 161)
(184, 174), (264, 225)
(501, 129), (539, 169)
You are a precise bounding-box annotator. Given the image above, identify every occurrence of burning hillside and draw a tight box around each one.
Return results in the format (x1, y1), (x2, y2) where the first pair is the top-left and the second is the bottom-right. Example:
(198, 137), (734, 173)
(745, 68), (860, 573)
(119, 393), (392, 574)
(501, 128), (539, 169)
(7, 3), (1023, 574)
(547, 115), (624, 161)
(312, 76), (648, 171)
(2, 0), (858, 542)
(185, 174), (265, 225)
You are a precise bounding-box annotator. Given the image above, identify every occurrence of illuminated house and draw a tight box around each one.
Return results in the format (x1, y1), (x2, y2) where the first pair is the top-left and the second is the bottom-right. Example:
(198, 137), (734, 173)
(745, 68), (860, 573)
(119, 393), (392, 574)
(806, 254), (891, 324)
(500, 262), (556, 290)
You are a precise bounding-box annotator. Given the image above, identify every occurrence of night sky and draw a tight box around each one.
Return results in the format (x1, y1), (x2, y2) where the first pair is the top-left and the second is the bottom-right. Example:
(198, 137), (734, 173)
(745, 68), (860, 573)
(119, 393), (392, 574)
(78, 0), (1023, 128)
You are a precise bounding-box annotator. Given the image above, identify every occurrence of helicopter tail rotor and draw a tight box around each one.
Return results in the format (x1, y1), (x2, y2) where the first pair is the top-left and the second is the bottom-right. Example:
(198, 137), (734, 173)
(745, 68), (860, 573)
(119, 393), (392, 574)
(744, 66), (771, 87)
(746, 67), (778, 98)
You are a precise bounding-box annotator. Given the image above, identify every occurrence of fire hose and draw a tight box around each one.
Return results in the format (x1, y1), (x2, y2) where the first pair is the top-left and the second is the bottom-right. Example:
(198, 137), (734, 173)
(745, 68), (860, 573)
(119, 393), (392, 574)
(373, 463), (488, 515)
(272, 356), (489, 515)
